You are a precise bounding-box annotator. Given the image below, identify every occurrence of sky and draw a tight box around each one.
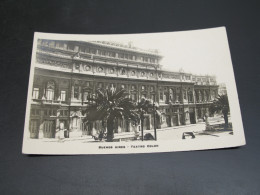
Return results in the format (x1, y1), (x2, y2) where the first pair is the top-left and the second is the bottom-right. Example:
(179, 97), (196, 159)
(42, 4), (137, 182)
(100, 27), (234, 83)
(41, 27), (235, 83)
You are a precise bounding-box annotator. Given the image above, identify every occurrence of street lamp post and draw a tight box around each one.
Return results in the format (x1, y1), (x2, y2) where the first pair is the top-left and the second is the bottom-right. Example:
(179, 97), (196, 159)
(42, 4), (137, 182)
(154, 64), (159, 141)
(141, 109), (144, 141)
(153, 99), (157, 141)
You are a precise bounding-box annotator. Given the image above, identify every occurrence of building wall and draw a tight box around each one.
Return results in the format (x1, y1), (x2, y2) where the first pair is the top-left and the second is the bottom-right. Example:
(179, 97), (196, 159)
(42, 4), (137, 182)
(28, 40), (219, 139)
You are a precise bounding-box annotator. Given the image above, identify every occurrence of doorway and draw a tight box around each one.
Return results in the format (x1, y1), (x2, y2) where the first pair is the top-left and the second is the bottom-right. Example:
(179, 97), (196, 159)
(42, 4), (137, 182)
(43, 120), (56, 138)
(190, 112), (196, 124)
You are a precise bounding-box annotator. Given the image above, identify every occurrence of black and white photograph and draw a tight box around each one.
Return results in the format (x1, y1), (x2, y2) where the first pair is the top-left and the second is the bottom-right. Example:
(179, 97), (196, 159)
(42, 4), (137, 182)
(22, 27), (245, 154)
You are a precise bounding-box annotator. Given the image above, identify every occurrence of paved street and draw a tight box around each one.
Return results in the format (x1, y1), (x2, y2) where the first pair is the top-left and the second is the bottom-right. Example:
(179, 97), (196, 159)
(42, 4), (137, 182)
(27, 116), (232, 144)
(146, 116), (232, 141)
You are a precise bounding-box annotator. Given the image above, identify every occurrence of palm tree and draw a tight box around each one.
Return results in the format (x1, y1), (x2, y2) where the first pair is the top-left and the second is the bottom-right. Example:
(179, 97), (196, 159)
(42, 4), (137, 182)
(137, 98), (160, 140)
(83, 88), (139, 142)
(209, 94), (230, 128)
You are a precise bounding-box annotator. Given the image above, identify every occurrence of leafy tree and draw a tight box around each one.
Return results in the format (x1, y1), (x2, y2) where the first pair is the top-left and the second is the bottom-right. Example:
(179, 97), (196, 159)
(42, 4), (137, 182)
(209, 94), (230, 128)
(136, 98), (160, 140)
(83, 88), (138, 142)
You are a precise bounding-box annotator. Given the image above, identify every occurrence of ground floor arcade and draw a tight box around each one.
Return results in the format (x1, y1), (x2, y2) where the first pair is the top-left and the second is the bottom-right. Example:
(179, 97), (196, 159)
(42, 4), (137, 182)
(28, 103), (211, 139)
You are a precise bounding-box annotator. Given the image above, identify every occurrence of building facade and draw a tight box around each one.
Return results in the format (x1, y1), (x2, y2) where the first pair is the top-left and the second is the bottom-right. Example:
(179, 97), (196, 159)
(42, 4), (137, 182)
(29, 39), (219, 139)
(218, 83), (227, 95)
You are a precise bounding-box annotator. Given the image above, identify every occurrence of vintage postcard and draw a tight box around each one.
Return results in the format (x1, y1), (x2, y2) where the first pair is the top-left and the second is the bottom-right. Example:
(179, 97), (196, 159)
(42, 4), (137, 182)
(22, 27), (245, 154)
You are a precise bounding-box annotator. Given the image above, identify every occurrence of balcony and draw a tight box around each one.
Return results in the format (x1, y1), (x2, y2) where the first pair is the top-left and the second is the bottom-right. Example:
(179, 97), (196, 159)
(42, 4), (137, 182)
(32, 98), (69, 105)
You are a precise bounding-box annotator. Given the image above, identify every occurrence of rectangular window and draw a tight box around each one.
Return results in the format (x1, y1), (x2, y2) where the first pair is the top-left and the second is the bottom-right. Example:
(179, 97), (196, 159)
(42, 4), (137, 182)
(32, 88), (39, 99)
(64, 110), (68, 116)
(74, 85), (79, 99)
(91, 49), (96, 54)
(56, 42), (64, 49)
(31, 109), (35, 116)
(131, 94), (137, 101)
(36, 109), (40, 115)
(60, 91), (66, 101)
(49, 41), (55, 47)
(30, 120), (38, 133)
(85, 48), (90, 53)
(84, 91), (89, 101)
(74, 46), (79, 52)
(160, 92), (163, 100)
(42, 40), (49, 46)
(119, 53), (124, 58)
(98, 83), (103, 89)
(46, 89), (54, 100)
(53, 110), (56, 116)
(80, 47), (85, 52)
(68, 44), (74, 51)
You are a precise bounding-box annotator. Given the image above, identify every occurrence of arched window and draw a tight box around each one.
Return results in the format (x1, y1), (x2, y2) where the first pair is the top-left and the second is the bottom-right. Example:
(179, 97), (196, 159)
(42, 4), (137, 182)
(201, 90), (204, 101)
(74, 85), (79, 99)
(205, 91), (209, 101)
(121, 69), (126, 75)
(46, 81), (55, 100)
(188, 91), (193, 102)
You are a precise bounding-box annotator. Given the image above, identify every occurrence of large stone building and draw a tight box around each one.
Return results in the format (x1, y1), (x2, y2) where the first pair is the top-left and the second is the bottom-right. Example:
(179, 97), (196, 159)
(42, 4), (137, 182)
(29, 39), (219, 138)
(218, 83), (227, 95)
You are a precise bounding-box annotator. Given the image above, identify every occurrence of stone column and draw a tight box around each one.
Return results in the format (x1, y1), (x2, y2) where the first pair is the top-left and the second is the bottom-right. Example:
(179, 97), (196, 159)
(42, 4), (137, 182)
(71, 85), (74, 100)
(55, 116), (60, 139)
(194, 107), (198, 124)
(79, 86), (82, 100)
(177, 109), (180, 126)
(180, 85), (184, 104)
(193, 89), (196, 103)
(38, 110), (45, 139)
(185, 110), (190, 125)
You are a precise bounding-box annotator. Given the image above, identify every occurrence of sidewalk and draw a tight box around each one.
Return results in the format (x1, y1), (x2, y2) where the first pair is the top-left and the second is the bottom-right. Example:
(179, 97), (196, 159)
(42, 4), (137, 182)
(33, 116), (232, 143)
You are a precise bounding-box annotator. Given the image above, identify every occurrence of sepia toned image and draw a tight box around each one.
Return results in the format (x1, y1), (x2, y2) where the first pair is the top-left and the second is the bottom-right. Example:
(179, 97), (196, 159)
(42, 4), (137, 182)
(22, 27), (245, 154)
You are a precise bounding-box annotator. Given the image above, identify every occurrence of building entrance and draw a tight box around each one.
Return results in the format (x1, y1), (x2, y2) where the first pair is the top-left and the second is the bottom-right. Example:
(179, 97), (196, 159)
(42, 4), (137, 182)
(190, 112), (196, 124)
(172, 115), (178, 126)
(166, 115), (171, 127)
(30, 119), (39, 138)
(43, 120), (56, 138)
